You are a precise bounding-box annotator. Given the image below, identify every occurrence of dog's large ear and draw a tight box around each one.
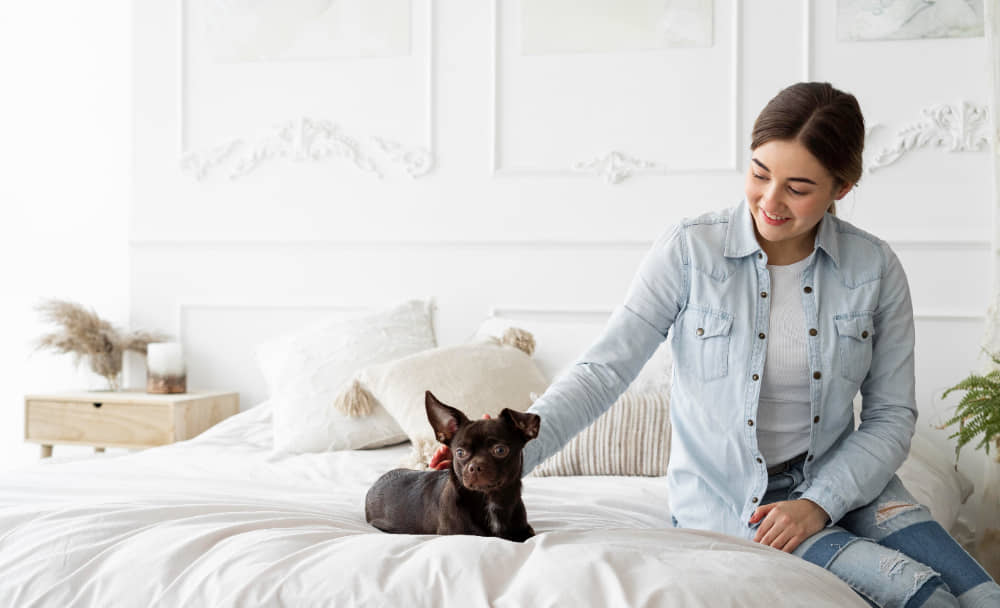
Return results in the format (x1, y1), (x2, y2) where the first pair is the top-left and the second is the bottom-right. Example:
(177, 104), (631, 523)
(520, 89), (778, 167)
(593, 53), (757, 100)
(425, 391), (469, 445)
(500, 409), (540, 441)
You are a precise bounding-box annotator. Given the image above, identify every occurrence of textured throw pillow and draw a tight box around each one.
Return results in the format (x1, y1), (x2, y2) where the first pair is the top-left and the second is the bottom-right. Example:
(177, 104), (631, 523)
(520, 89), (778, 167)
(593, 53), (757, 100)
(333, 328), (549, 468)
(529, 390), (671, 477)
(254, 299), (436, 454)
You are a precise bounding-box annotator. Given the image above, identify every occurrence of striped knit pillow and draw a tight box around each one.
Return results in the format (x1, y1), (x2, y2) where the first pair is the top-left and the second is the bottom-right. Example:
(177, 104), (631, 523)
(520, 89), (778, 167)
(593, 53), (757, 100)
(530, 391), (671, 477)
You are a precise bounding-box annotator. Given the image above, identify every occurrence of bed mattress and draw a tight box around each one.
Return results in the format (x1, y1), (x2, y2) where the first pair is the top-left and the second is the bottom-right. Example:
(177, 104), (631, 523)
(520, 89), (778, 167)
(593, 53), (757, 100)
(1, 402), (959, 607)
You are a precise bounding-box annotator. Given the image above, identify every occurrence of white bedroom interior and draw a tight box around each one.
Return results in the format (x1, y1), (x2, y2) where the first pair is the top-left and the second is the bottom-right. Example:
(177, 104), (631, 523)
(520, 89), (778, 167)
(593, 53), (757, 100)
(2, 0), (999, 600)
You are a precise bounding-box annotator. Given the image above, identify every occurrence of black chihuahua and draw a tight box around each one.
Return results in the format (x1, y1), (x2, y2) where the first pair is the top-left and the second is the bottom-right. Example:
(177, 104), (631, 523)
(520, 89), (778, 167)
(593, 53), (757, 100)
(365, 391), (540, 542)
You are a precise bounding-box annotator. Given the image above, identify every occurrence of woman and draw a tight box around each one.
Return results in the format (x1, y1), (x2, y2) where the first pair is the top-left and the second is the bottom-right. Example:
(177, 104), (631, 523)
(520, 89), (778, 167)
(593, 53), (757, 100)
(435, 82), (1000, 607)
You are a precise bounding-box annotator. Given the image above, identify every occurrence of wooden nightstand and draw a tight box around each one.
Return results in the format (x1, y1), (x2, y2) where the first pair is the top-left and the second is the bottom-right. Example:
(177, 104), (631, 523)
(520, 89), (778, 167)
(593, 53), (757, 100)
(24, 390), (240, 458)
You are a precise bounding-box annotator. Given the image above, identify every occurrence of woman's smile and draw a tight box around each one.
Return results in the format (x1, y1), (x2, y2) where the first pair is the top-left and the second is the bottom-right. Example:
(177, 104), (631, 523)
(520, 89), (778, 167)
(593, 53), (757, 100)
(761, 208), (791, 225)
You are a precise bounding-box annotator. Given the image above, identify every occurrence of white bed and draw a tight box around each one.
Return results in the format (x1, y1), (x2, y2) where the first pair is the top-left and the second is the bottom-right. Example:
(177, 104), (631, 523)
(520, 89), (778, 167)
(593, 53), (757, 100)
(0, 396), (971, 607)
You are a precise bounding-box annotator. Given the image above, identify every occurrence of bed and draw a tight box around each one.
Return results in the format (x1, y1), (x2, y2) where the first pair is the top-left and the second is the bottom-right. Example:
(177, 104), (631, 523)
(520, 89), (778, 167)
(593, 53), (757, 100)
(0, 398), (972, 607)
(0, 301), (975, 607)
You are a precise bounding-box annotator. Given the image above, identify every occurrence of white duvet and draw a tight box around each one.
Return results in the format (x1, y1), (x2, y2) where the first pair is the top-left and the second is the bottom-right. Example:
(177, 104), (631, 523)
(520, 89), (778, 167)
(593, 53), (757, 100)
(0, 402), (964, 607)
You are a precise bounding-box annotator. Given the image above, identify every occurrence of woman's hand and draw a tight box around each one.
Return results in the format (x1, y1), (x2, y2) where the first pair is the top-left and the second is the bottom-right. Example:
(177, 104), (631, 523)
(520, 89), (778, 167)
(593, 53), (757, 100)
(427, 413), (492, 471)
(428, 444), (452, 470)
(750, 499), (829, 553)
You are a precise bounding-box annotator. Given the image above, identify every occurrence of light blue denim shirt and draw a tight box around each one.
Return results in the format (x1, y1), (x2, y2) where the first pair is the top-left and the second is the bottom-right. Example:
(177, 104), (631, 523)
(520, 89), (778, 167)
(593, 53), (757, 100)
(522, 199), (917, 541)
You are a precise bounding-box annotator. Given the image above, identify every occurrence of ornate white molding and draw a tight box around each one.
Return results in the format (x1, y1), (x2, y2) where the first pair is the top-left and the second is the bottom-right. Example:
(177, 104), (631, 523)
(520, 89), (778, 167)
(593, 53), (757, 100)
(489, 0), (743, 181)
(371, 136), (433, 178)
(176, 0), (436, 181)
(181, 118), (382, 180)
(572, 151), (658, 184)
(866, 101), (990, 173)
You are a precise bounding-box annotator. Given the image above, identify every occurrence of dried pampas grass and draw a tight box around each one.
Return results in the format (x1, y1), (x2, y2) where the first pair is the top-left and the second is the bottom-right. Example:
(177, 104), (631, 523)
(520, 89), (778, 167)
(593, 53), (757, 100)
(34, 298), (170, 390)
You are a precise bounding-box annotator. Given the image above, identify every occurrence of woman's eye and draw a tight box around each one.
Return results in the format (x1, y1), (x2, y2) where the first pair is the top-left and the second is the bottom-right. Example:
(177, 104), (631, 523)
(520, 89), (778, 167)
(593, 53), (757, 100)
(752, 172), (767, 181)
(788, 187), (805, 196)
(493, 445), (509, 458)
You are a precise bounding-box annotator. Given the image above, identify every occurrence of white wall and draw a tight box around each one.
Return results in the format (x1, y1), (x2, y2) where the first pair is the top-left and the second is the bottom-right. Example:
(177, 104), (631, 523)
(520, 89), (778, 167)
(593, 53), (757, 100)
(1, 1), (996, 532)
(0, 2), (131, 468)
(129, 0), (995, 492)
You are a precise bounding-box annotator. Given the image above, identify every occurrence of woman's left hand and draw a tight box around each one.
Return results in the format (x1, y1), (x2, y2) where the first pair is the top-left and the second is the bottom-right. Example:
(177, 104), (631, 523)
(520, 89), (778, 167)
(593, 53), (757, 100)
(750, 499), (829, 553)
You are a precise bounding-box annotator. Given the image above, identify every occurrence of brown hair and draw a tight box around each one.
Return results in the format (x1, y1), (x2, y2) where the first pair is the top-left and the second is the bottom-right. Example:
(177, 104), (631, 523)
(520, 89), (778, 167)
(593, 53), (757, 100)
(750, 82), (865, 216)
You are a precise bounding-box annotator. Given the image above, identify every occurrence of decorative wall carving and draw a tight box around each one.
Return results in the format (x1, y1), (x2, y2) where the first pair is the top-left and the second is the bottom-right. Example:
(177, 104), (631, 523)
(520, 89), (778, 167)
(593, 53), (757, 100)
(178, 0), (435, 182)
(371, 137), (434, 178)
(181, 118), (382, 180)
(866, 101), (990, 172)
(572, 151), (659, 184)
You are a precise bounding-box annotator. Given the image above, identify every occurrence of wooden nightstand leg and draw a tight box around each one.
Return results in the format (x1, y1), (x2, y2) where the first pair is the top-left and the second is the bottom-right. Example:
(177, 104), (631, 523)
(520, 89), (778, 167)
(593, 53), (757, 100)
(40, 445), (52, 458)
(94, 447), (105, 454)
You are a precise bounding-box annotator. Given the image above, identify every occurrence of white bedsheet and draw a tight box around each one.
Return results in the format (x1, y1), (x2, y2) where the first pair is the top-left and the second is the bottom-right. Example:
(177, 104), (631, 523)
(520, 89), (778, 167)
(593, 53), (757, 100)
(0, 402), (957, 607)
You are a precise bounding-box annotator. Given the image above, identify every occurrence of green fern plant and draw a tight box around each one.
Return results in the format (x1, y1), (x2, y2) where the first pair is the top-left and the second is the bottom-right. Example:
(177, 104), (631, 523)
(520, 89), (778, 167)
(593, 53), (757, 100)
(941, 350), (1000, 462)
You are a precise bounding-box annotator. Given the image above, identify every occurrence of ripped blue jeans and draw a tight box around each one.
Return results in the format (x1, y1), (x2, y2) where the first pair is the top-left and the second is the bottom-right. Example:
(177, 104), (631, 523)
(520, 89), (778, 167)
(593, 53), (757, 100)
(762, 460), (1000, 608)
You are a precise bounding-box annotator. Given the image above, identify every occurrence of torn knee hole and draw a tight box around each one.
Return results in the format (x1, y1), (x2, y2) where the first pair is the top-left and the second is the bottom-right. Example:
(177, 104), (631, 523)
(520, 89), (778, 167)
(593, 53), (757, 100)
(879, 551), (943, 596)
(879, 552), (907, 579)
(874, 501), (922, 525)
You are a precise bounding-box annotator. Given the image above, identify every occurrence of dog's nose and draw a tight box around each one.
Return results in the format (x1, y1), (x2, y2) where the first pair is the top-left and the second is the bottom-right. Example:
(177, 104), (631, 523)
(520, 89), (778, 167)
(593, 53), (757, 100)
(467, 462), (482, 474)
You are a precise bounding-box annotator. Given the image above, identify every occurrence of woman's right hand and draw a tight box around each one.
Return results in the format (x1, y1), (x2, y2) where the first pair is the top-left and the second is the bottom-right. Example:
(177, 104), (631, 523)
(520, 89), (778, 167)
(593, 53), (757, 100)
(428, 444), (452, 470)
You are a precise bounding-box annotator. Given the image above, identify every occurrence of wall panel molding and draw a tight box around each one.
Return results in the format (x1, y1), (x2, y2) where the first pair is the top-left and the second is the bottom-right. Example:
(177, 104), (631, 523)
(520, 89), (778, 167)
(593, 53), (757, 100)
(489, 0), (743, 182)
(176, 0), (436, 181)
(130, 238), (992, 251)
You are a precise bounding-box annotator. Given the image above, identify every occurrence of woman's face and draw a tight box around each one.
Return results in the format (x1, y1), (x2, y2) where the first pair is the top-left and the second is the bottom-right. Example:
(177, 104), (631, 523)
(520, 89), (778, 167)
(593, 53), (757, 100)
(744, 139), (853, 261)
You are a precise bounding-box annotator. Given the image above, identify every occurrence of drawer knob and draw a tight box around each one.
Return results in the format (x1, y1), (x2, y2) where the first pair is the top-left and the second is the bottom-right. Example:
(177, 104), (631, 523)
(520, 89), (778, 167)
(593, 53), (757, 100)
(92, 402), (103, 409)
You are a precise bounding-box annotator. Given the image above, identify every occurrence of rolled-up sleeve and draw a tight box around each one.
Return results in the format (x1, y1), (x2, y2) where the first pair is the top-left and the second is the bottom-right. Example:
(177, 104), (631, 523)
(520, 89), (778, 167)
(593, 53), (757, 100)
(522, 225), (690, 475)
(800, 244), (918, 525)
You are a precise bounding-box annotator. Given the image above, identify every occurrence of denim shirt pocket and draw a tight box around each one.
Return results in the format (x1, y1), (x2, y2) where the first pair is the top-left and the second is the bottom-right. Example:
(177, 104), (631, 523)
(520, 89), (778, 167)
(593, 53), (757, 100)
(690, 307), (734, 381)
(834, 312), (875, 382)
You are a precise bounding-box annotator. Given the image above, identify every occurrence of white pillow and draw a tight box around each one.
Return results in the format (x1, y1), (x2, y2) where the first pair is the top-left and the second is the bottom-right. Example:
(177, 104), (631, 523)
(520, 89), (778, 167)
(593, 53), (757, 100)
(335, 330), (549, 468)
(255, 299), (437, 454)
(476, 314), (673, 394)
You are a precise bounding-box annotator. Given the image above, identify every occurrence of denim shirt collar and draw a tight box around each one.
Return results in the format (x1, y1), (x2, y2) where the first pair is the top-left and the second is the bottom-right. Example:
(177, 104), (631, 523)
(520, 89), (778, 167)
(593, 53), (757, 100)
(723, 199), (840, 267)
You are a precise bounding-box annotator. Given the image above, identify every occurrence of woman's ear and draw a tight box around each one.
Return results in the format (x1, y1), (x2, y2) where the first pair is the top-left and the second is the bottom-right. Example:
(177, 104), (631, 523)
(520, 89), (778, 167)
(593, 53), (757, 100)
(834, 181), (854, 200)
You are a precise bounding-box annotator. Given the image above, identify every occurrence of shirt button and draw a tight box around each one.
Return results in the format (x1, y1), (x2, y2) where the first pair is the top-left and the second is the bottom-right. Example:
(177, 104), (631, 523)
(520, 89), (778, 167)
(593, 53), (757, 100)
(813, 416), (820, 423)
(758, 332), (765, 339)
(804, 286), (813, 294)
(813, 371), (822, 380)
(758, 253), (763, 259)
(756, 457), (763, 463)
(760, 291), (768, 298)
(752, 374), (759, 381)
(861, 330), (869, 339)
(696, 328), (704, 336)
(752, 497), (759, 503)
(747, 419), (754, 426)
(809, 328), (818, 336)
(807, 455), (814, 462)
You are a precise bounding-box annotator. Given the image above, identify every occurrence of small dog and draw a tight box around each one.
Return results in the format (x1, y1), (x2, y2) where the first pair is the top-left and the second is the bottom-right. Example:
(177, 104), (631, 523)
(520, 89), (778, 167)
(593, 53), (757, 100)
(365, 391), (540, 542)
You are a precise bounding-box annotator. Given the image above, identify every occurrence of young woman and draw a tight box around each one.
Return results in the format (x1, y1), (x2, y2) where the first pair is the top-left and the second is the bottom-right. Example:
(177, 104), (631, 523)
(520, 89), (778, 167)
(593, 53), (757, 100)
(433, 82), (1000, 607)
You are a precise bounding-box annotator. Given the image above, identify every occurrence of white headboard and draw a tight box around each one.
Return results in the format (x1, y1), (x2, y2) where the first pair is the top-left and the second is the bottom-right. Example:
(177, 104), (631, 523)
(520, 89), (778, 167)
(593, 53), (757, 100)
(127, 240), (649, 408)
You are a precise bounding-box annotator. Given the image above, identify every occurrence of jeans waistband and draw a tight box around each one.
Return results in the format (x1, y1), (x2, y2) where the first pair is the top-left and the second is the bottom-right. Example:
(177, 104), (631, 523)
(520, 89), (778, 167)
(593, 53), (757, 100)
(766, 452), (808, 476)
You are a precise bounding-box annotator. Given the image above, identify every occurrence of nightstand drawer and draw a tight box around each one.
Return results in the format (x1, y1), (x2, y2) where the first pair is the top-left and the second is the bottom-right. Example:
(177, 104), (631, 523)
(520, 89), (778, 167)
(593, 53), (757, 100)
(25, 400), (173, 448)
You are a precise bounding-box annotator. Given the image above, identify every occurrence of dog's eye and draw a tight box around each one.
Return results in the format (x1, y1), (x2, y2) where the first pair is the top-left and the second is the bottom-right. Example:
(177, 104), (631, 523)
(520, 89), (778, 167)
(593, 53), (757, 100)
(492, 445), (509, 458)
(454, 448), (467, 459)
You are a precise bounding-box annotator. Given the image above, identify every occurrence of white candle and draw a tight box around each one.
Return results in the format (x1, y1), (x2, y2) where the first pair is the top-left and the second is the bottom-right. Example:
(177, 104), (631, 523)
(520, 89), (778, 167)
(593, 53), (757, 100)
(147, 342), (185, 376)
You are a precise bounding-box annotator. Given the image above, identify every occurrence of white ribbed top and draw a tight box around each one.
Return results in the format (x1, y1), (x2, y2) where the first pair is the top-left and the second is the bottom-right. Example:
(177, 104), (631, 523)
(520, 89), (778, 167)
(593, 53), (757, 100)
(757, 254), (813, 465)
